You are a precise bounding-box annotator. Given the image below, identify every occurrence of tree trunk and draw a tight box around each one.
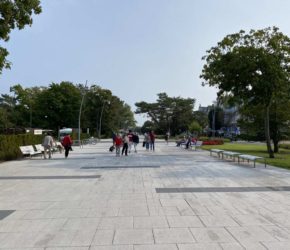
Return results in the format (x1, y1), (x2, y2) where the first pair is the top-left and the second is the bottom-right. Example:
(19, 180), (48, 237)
(273, 140), (279, 153)
(265, 105), (274, 158)
(272, 130), (279, 153)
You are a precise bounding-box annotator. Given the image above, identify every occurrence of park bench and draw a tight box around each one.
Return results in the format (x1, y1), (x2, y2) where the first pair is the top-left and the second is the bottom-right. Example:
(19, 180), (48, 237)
(19, 145), (43, 158)
(210, 149), (224, 158)
(238, 154), (267, 168)
(221, 151), (241, 161)
(192, 140), (203, 151)
(34, 144), (44, 153)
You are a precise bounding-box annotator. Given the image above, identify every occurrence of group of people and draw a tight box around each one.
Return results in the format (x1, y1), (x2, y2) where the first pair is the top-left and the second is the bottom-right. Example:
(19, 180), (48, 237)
(176, 134), (197, 149)
(113, 130), (140, 156)
(143, 131), (156, 151)
(42, 132), (73, 159)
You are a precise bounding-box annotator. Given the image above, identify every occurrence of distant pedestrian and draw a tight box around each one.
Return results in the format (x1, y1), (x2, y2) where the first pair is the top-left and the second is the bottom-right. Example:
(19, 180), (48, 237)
(149, 130), (156, 151)
(122, 134), (129, 156)
(62, 133), (73, 158)
(132, 132), (139, 153)
(144, 132), (150, 150)
(112, 132), (116, 144)
(127, 130), (134, 153)
(114, 134), (122, 157)
(42, 132), (54, 159)
(165, 131), (170, 145)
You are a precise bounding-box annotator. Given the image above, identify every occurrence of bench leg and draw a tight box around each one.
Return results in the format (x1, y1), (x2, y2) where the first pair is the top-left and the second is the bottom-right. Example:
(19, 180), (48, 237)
(254, 160), (256, 168)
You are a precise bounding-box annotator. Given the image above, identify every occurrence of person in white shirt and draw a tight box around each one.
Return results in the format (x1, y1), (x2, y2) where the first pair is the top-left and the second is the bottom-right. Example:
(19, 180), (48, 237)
(42, 133), (54, 159)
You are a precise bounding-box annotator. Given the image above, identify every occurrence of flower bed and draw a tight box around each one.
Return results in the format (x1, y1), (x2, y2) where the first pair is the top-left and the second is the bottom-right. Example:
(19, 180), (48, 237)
(202, 139), (224, 145)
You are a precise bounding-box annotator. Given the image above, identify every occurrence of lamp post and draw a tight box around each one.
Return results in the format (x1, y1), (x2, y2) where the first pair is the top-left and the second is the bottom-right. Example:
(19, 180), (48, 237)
(98, 99), (110, 140)
(212, 104), (215, 137)
(24, 104), (32, 129)
(78, 80), (88, 147)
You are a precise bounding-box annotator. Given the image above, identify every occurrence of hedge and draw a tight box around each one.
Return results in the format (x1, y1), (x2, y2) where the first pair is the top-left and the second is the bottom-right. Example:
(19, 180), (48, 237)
(0, 134), (42, 161)
(279, 144), (290, 150)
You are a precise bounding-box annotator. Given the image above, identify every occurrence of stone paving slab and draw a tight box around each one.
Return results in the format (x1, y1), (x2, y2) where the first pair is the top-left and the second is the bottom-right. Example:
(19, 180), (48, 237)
(1, 141), (290, 248)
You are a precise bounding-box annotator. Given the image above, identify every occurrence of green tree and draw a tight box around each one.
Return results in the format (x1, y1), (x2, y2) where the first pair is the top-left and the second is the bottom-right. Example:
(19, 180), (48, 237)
(0, 0), (42, 74)
(135, 93), (195, 135)
(34, 82), (81, 131)
(193, 111), (208, 130)
(0, 93), (16, 127)
(83, 85), (136, 137)
(208, 107), (224, 132)
(200, 27), (290, 158)
(238, 99), (290, 152)
(141, 120), (155, 134)
(188, 121), (202, 135)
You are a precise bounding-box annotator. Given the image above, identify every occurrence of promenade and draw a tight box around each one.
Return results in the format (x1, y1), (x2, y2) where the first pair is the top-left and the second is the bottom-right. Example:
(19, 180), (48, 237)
(1, 141), (290, 249)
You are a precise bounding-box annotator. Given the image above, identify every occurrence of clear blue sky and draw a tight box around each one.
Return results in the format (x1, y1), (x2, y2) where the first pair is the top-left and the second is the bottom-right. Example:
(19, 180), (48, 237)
(1, 0), (290, 125)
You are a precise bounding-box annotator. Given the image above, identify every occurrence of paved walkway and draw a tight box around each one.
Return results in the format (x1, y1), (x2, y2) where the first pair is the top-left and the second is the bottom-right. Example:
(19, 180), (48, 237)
(1, 141), (290, 249)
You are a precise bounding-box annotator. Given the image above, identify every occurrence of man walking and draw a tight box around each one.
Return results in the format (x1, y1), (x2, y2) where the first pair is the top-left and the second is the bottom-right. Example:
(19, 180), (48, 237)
(42, 132), (54, 159)
(132, 132), (139, 153)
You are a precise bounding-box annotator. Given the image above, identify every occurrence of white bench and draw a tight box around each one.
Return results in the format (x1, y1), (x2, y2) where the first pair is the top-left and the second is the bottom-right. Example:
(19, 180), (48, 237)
(222, 151), (241, 161)
(210, 149), (224, 158)
(19, 145), (43, 158)
(238, 154), (266, 168)
(192, 141), (203, 151)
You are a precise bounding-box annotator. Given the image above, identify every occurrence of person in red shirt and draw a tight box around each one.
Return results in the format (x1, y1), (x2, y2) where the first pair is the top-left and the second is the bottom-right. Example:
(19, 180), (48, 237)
(61, 134), (73, 158)
(114, 134), (122, 157)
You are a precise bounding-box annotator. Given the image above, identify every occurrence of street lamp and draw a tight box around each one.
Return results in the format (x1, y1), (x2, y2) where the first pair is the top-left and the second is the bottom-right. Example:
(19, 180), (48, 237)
(78, 80), (88, 147)
(98, 99), (110, 140)
(212, 104), (215, 137)
(24, 104), (32, 128)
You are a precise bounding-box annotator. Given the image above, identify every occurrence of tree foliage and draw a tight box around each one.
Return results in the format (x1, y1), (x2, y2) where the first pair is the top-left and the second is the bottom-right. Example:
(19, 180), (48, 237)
(0, 0), (42, 74)
(201, 27), (290, 158)
(0, 82), (136, 137)
(238, 98), (290, 152)
(135, 93), (195, 135)
(208, 107), (224, 131)
(188, 121), (202, 135)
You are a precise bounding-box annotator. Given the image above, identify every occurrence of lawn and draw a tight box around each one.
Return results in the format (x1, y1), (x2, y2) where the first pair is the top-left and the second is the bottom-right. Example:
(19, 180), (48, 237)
(202, 143), (290, 170)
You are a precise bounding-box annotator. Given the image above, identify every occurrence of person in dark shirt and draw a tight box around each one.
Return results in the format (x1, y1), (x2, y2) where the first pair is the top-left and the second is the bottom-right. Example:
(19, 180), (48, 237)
(149, 131), (156, 151)
(132, 132), (139, 153)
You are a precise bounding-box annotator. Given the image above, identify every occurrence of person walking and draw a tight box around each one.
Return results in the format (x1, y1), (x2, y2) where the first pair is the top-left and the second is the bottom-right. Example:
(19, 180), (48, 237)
(144, 132), (150, 151)
(42, 132), (54, 159)
(62, 133), (73, 158)
(149, 130), (156, 151)
(127, 130), (134, 153)
(114, 134), (122, 157)
(132, 132), (139, 153)
(122, 134), (129, 156)
(165, 131), (170, 145)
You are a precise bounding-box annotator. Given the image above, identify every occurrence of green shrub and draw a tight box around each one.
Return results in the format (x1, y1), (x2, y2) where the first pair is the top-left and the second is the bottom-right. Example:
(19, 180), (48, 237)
(0, 134), (42, 161)
(279, 144), (290, 150)
(199, 136), (209, 141)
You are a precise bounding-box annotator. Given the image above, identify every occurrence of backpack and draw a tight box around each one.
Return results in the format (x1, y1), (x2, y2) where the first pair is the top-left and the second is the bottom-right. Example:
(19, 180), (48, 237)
(109, 145), (115, 152)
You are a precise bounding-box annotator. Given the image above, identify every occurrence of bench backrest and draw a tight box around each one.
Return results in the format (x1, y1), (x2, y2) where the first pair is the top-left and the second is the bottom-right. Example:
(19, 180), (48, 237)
(19, 146), (30, 154)
(35, 144), (44, 152)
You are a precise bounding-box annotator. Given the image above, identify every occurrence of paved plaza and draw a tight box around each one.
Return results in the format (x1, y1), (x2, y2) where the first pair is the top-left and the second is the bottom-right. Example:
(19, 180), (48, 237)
(1, 141), (290, 249)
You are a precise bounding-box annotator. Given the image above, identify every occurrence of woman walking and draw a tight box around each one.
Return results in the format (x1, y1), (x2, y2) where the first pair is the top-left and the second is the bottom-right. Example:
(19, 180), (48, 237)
(62, 133), (73, 158)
